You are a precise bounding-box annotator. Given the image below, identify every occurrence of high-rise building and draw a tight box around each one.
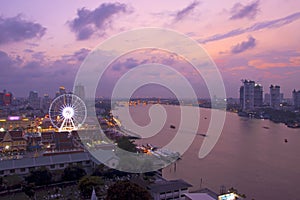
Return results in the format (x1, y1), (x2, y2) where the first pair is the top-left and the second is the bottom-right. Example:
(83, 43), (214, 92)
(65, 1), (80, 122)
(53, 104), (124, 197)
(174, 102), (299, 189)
(74, 84), (85, 100)
(270, 85), (280, 109)
(292, 89), (300, 109)
(28, 91), (40, 109)
(59, 86), (66, 95)
(264, 93), (270, 105)
(0, 91), (4, 106)
(3, 90), (12, 106)
(240, 80), (263, 111)
(254, 84), (263, 107)
(42, 94), (51, 112)
(240, 80), (255, 111)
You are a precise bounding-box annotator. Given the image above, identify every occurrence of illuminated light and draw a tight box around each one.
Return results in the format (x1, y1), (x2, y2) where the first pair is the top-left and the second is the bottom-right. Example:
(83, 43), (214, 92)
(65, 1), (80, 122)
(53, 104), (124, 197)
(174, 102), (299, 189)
(0, 119), (6, 122)
(5, 145), (10, 150)
(0, 128), (5, 132)
(218, 193), (237, 200)
(8, 116), (20, 121)
(62, 107), (74, 119)
(22, 118), (29, 121)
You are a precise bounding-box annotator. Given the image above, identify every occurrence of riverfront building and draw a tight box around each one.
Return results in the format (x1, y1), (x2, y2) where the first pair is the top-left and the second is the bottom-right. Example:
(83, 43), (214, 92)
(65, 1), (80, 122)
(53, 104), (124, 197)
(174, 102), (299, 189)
(270, 85), (281, 109)
(293, 89), (300, 109)
(240, 80), (263, 111)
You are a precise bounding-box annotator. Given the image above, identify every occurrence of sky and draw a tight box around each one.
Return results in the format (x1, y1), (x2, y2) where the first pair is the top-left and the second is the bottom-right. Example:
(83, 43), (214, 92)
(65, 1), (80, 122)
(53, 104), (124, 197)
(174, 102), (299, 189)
(0, 0), (300, 98)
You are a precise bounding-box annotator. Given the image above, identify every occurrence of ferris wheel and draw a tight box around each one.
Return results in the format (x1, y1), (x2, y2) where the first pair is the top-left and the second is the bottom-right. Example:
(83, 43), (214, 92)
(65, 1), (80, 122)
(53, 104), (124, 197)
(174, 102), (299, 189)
(49, 94), (87, 132)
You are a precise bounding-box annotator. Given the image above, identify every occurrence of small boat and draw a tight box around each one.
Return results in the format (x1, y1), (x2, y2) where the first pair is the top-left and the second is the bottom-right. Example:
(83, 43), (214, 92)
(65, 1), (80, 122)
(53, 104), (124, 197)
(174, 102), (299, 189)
(197, 133), (207, 137)
(263, 126), (270, 129)
(170, 125), (176, 129)
(284, 139), (288, 143)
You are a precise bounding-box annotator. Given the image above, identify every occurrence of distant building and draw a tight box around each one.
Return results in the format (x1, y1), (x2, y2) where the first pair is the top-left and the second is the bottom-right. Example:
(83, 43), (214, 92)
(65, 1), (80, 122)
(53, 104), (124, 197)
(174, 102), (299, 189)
(28, 91), (40, 109)
(59, 86), (66, 95)
(292, 89), (300, 109)
(55, 86), (67, 98)
(42, 94), (51, 112)
(74, 84), (85, 100)
(264, 93), (270, 105)
(0, 91), (4, 106)
(240, 80), (264, 111)
(254, 84), (263, 107)
(280, 93), (284, 103)
(1, 90), (13, 106)
(270, 85), (280, 109)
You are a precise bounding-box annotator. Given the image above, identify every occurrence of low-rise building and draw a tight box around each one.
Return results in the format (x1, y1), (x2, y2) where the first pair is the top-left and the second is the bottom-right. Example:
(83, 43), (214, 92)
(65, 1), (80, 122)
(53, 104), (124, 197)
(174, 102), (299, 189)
(0, 152), (92, 176)
(0, 130), (27, 152)
(148, 179), (192, 200)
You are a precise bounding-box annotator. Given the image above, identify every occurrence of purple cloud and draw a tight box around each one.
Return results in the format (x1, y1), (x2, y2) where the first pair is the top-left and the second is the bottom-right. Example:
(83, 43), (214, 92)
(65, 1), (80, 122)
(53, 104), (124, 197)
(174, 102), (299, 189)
(231, 36), (256, 54)
(200, 11), (300, 43)
(0, 15), (46, 45)
(62, 48), (91, 62)
(230, 0), (260, 20)
(24, 49), (34, 53)
(174, 1), (200, 21)
(0, 50), (85, 97)
(68, 2), (130, 40)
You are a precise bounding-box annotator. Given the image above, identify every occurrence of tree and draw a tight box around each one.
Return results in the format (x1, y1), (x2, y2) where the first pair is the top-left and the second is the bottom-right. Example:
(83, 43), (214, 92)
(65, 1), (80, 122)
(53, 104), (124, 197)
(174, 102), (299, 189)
(92, 164), (107, 177)
(22, 183), (35, 199)
(25, 167), (52, 186)
(106, 180), (152, 200)
(78, 176), (103, 198)
(61, 165), (86, 181)
(116, 136), (137, 153)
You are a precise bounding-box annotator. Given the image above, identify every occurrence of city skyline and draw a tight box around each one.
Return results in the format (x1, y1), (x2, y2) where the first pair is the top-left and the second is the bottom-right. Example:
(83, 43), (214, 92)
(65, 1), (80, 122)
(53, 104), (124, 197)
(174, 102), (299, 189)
(1, 0), (300, 98)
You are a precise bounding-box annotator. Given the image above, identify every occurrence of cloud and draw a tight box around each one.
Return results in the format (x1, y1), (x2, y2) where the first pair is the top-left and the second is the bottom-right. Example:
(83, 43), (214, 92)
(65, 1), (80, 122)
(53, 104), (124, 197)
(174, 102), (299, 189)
(68, 2), (130, 40)
(199, 11), (300, 43)
(0, 50), (86, 96)
(230, 0), (260, 20)
(62, 48), (91, 62)
(174, 1), (200, 21)
(24, 49), (34, 53)
(231, 36), (256, 54)
(0, 15), (46, 45)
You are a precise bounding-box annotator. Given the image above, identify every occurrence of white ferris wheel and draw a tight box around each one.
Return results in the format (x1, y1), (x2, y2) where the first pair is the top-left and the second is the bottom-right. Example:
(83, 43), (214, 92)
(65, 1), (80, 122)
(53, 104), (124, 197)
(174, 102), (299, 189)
(49, 94), (87, 132)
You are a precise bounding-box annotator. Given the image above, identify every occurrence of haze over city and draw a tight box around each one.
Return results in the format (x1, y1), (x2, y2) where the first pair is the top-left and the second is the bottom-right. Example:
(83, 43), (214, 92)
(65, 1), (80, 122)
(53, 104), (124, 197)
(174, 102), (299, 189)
(1, 0), (300, 98)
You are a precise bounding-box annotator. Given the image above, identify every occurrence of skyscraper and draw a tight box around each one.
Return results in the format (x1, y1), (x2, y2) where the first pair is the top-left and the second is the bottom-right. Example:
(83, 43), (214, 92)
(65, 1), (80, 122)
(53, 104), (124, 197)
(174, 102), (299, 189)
(254, 84), (263, 107)
(42, 94), (51, 112)
(264, 93), (270, 105)
(240, 80), (263, 111)
(240, 80), (255, 111)
(2, 90), (13, 106)
(59, 86), (66, 95)
(292, 89), (300, 109)
(74, 84), (85, 100)
(28, 91), (40, 109)
(270, 85), (280, 109)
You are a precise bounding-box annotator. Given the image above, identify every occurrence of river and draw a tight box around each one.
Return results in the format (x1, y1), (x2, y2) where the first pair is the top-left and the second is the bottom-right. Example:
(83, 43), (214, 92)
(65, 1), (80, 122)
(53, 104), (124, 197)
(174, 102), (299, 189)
(116, 104), (300, 200)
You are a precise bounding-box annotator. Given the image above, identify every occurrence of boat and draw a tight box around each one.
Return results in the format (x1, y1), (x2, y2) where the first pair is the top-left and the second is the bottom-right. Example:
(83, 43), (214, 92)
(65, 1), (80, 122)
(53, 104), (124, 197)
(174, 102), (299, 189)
(170, 125), (176, 129)
(263, 126), (270, 129)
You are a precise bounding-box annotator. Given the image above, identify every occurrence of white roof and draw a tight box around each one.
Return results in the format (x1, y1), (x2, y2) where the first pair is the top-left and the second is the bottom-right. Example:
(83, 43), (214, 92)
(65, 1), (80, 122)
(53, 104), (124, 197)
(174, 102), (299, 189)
(184, 193), (216, 200)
